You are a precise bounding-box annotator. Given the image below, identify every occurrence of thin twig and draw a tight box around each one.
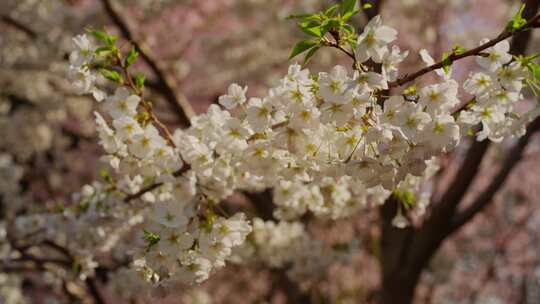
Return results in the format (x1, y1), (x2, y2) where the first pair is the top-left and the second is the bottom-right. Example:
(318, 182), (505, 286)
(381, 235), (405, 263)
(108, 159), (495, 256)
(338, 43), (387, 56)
(100, 0), (195, 126)
(1, 15), (38, 39)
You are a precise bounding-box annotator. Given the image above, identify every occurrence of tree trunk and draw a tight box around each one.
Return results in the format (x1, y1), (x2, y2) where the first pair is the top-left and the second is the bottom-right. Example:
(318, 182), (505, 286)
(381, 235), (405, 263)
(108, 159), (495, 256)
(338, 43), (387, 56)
(380, 271), (421, 304)
(377, 1), (540, 302)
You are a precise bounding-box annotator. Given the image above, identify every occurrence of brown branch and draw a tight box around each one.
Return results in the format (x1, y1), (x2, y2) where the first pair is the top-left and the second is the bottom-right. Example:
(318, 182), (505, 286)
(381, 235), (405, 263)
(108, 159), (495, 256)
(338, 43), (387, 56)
(123, 165), (190, 202)
(388, 14), (540, 88)
(243, 189), (275, 221)
(100, 0), (195, 127)
(450, 117), (540, 232)
(407, 0), (540, 264)
(86, 278), (106, 304)
(1, 15), (38, 39)
(377, 3), (540, 302)
(431, 140), (490, 219)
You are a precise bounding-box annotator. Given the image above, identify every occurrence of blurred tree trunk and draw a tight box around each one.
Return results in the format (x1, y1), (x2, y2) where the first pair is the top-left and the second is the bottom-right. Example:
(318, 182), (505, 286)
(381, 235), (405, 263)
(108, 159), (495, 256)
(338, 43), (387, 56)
(377, 1), (540, 303)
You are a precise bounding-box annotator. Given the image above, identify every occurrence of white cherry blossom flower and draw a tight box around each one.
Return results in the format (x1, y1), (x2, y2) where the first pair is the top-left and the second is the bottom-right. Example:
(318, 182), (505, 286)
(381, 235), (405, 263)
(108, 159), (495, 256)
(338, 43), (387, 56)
(218, 83), (247, 109)
(129, 124), (165, 159)
(246, 97), (273, 132)
(381, 45), (409, 82)
(476, 39), (512, 72)
(356, 15), (397, 63)
(104, 87), (141, 119)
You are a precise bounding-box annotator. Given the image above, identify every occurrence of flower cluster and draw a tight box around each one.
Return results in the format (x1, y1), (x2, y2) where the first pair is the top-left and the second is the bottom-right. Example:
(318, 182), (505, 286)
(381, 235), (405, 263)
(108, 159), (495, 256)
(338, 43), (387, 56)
(69, 33), (253, 287)
(68, 34), (105, 101)
(459, 39), (540, 141)
(235, 218), (355, 283)
(18, 12), (539, 293)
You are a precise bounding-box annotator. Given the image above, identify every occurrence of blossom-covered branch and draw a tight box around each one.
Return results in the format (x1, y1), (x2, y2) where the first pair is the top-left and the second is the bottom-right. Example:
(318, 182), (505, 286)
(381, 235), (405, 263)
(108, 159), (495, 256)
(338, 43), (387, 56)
(389, 13), (540, 88)
(5, 1), (540, 303)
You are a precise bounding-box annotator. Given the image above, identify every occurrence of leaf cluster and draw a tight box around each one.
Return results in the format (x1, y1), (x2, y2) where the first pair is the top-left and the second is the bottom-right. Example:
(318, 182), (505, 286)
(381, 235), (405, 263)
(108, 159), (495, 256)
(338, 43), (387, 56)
(287, 0), (367, 66)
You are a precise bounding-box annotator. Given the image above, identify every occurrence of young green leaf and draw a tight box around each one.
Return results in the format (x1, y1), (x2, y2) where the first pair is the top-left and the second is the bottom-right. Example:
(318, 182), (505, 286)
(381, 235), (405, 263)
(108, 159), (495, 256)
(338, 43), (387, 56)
(403, 84), (417, 96)
(289, 40), (319, 60)
(125, 46), (139, 67)
(298, 20), (323, 37)
(341, 0), (357, 15)
(362, 3), (373, 9)
(393, 190), (417, 211)
(527, 62), (540, 82)
(87, 28), (108, 44)
(441, 52), (453, 74)
(94, 46), (112, 56)
(134, 73), (146, 90)
(506, 4), (527, 31)
(302, 46), (321, 67)
(342, 9), (360, 22)
(87, 28), (118, 47)
(99, 68), (123, 84)
(342, 24), (355, 34)
(451, 44), (466, 55)
(143, 229), (161, 251)
(324, 4), (339, 17)
(320, 18), (341, 35)
(301, 25), (323, 37)
(287, 13), (320, 21)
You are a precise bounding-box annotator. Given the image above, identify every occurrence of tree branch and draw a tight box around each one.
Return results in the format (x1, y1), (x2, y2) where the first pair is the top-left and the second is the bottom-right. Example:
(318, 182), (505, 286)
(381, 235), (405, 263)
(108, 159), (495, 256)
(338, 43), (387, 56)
(243, 189), (275, 221)
(449, 117), (540, 232)
(99, 0), (195, 127)
(430, 140), (490, 219)
(409, 0), (540, 264)
(123, 165), (190, 202)
(1, 15), (38, 39)
(389, 13), (540, 88)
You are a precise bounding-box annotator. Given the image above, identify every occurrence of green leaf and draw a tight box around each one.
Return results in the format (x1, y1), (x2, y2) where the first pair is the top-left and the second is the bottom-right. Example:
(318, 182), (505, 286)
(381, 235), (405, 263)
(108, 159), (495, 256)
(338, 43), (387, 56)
(300, 25), (322, 37)
(403, 84), (417, 96)
(342, 9), (360, 22)
(441, 52), (453, 74)
(298, 21), (323, 37)
(87, 28), (118, 46)
(341, 0), (357, 15)
(362, 3), (373, 9)
(452, 44), (466, 55)
(99, 68), (123, 83)
(289, 40), (318, 60)
(526, 51), (540, 61)
(302, 46), (320, 67)
(134, 73), (146, 89)
(125, 46), (139, 67)
(94, 46), (112, 56)
(527, 62), (540, 82)
(393, 190), (417, 210)
(72, 262), (81, 274)
(324, 4), (339, 17)
(287, 13), (320, 21)
(506, 4), (527, 32)
(87, 28), (108, 43)
(99, 168), (114, 184)
(143, 229), (161, 251)
(320, 18), (341, 35)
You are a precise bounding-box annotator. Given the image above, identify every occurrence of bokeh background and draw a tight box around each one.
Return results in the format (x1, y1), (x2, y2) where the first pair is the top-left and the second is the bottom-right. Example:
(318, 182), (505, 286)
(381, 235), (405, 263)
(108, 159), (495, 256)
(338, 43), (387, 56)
(1, 0), (540, 303)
